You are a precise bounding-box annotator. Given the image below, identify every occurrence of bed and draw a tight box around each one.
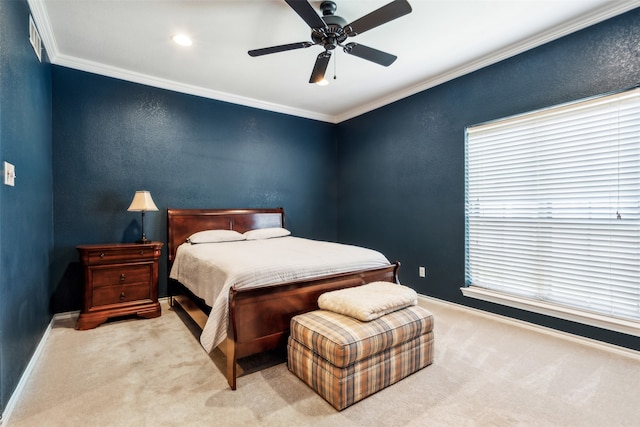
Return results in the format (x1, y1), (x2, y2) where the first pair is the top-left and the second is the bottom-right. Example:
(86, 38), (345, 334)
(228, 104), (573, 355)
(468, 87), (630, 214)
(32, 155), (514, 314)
(167, 208), (400, 389)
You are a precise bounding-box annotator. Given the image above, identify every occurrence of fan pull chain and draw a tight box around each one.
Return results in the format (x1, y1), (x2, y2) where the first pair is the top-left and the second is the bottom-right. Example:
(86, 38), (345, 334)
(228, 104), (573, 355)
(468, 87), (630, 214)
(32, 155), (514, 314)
(333, 51), (337, 80)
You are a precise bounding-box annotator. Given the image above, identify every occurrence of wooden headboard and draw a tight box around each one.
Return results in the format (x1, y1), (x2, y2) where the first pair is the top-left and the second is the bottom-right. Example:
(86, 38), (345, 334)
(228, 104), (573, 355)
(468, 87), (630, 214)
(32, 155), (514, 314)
(166, 208), (285, 263)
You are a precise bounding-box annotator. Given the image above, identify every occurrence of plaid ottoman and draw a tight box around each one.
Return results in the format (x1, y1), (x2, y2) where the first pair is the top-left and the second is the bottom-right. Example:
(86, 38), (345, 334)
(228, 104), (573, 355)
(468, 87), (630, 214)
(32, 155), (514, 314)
(287, 305), (434, 410)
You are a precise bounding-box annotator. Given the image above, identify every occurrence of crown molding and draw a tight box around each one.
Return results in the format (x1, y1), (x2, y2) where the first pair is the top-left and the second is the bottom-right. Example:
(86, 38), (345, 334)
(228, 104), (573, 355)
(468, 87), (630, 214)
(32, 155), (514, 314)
(28, 0), (640, 124)
(336, 1), (640, 123)
(53, 53), (333, 123)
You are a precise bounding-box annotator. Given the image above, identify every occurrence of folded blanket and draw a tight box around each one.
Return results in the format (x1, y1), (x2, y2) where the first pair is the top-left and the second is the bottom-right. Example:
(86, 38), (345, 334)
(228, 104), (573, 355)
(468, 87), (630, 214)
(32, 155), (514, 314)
(318, 281), (417, 321)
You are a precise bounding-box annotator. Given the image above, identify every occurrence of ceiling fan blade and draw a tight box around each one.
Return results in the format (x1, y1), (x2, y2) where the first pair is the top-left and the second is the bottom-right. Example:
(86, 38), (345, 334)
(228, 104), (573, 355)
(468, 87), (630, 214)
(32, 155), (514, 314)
(248, 42), (314, 57)
(285, 0), (327, 29)
(345, 0), (412, 36)
(343, 43), (397, 66)
(309, 51), (331, 84)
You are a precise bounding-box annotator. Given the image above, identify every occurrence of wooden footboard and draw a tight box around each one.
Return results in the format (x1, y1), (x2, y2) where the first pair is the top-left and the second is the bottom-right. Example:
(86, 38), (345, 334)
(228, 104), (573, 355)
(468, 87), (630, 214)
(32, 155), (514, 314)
(226, 262), (400, 389)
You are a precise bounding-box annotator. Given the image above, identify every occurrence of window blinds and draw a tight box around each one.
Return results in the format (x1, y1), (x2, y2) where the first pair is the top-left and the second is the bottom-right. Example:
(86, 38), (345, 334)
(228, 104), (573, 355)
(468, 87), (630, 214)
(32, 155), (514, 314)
(465, 87), (640, 325)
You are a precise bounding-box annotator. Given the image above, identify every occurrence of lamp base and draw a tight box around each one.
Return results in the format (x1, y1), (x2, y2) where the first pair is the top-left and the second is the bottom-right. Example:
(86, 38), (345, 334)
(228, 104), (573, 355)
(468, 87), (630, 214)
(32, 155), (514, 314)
(135, 237), (151, 244)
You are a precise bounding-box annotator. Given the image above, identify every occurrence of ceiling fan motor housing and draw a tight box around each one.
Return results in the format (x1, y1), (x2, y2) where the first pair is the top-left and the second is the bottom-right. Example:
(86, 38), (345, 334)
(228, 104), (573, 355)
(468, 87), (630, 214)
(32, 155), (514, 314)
(312, 1), (348, 51)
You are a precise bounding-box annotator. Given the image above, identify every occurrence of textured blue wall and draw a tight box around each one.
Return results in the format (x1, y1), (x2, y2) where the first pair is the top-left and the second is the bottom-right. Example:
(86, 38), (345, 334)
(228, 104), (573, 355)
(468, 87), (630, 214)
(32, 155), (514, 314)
(3, 5), (638, 415)
(0, 0), (53, 416)
(51, 68), (337, 311)
(337, 8), (640, 350)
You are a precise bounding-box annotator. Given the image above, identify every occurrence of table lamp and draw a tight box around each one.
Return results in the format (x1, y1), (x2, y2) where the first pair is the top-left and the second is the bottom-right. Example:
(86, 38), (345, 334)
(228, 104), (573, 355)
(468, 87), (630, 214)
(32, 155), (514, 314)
(127, 191), (158, 244)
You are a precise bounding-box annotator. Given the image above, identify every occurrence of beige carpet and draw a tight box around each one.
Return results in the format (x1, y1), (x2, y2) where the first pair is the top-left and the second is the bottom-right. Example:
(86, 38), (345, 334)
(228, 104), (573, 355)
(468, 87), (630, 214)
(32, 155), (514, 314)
(6, 297), (640, 427)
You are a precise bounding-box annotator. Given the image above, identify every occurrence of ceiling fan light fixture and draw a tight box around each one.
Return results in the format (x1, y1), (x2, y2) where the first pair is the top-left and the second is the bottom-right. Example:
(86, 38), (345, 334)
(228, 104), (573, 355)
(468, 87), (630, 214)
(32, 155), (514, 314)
(172, 34), (193, 47)
(316, 79), (329, 86)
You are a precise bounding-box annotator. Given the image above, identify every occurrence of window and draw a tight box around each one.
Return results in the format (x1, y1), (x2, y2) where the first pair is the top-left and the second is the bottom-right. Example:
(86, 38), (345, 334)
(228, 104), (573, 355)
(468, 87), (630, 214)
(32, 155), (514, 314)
(463, 87), (640, 336)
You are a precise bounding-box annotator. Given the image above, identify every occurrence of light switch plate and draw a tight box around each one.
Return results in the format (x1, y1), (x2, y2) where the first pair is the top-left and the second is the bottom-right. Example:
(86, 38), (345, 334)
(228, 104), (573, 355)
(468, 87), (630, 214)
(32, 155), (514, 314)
(4, 161), (15, 186)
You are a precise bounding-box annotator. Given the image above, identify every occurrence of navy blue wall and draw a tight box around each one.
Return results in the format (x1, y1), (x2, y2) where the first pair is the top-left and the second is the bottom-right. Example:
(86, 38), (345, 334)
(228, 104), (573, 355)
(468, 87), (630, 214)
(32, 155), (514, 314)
(3, 3), (639, 415)
(51, 69), (337, 311)
(337, 8), (640, 350)
(0, 0), (53, 416)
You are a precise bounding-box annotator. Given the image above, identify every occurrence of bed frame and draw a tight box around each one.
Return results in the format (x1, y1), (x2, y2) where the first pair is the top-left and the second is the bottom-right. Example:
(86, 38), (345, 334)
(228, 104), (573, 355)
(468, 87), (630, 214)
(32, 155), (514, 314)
(167, 208), (400, 390)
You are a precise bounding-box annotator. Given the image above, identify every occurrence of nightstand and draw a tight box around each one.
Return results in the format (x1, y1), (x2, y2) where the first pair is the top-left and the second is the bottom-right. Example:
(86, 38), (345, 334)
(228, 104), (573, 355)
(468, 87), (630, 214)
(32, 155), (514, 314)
(76, 242), (163, 330)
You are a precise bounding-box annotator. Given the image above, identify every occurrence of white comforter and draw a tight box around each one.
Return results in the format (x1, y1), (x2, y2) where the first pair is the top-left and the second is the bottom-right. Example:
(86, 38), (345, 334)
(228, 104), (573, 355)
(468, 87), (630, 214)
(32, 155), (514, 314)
(169, 236), (390, 352)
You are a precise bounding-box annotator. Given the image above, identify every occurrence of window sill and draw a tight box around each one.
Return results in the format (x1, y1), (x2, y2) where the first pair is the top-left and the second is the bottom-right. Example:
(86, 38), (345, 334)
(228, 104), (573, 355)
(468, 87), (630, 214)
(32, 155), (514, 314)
(460, 286), (640, 337)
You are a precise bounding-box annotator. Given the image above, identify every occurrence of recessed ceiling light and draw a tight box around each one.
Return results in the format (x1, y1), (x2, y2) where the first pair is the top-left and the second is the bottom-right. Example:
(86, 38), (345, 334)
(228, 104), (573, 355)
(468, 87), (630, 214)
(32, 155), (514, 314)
(172, 34), (192, 47)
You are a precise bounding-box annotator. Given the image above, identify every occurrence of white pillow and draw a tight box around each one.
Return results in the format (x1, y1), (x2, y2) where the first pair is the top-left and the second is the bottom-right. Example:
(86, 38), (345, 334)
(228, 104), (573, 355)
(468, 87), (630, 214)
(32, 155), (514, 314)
(187, 229), (246, 244)
(243, 227), (291, 240)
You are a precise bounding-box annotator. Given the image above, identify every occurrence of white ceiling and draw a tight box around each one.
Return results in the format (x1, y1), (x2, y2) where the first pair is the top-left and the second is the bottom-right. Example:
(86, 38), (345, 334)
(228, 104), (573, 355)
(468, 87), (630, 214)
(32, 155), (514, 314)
(28, 0), (639, 123)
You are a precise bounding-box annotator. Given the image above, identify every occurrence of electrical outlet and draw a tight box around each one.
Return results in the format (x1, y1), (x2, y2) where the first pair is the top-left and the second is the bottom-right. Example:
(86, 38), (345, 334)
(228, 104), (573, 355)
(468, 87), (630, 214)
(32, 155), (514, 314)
(419, 266), (426, 278)
(4, 162), (15, 186)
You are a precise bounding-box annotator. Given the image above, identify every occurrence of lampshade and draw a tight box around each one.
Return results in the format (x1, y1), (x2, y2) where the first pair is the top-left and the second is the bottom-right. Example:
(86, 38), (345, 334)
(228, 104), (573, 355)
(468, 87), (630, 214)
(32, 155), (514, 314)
(127, 191), (158, 212)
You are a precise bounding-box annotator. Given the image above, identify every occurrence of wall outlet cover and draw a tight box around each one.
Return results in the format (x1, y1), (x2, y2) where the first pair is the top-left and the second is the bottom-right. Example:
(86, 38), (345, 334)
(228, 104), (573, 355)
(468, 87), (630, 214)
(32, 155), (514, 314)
(419, 266), (426, 278)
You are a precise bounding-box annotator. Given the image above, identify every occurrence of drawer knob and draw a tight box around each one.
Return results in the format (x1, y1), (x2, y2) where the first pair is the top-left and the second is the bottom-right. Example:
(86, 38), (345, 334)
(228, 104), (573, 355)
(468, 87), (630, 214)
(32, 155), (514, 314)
(120, 273), (126, 281)
(139, 250), (144, 255)
(120, 292), (125, 300)
(100, 253), (105, 258)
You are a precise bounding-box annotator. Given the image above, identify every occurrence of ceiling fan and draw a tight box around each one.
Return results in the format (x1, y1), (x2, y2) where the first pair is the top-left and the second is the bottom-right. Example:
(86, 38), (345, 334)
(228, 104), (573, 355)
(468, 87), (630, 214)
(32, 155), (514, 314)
(248, 0), (412, 84)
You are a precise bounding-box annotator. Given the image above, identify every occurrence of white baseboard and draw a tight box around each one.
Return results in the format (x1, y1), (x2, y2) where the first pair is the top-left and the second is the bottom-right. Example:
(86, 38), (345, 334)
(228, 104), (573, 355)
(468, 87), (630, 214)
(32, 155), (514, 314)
(0, 301), (175, 425)
(419, 294), (640, 361)
(0, 310), (67, 426)
(2, 295), (637, 425)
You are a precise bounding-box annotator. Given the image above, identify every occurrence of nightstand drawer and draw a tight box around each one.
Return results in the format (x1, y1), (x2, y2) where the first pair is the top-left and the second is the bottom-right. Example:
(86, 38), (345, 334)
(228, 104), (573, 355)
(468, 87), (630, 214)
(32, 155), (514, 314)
(92, 283), (152, 306)
(86, 247), (156, 264)
(91, 264), (152, 288)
